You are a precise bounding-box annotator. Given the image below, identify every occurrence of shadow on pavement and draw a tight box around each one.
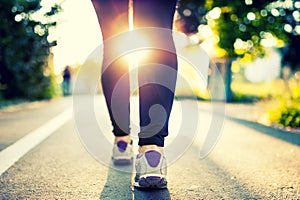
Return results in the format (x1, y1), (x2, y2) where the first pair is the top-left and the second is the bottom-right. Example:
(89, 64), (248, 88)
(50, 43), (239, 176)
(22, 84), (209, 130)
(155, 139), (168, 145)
(99, 163), (133, 200)
(99, 161), (170, 199)
(133, 187), (170, 200)
(227, 117), (300, 146)
(203, 157), (258, 199)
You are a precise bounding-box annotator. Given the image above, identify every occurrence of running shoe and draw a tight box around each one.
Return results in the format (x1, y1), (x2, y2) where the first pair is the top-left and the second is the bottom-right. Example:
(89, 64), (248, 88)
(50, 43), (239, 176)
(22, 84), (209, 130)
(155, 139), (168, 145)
(134, 150), (167, 189)
(112, 140), (134, 165)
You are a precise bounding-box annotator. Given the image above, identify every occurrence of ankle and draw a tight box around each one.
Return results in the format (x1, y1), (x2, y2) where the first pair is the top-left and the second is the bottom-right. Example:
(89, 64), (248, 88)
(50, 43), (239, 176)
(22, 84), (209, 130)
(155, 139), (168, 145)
(114, 135), (131, 144)
(138, 145), (163, 155)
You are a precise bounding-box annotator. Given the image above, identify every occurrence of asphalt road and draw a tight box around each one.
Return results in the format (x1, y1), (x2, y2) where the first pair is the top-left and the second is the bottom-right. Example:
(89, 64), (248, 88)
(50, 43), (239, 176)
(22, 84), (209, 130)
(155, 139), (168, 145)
(0, 96), (299, 199)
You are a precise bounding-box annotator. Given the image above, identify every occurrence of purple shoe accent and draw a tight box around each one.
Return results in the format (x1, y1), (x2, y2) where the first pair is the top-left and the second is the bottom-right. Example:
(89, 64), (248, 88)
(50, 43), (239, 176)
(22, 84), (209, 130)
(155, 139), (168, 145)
(145, 150), (161, 167)
(113, 158), (132, 165)
(138, 176), (167, 189)
(117, 141), (128, 152)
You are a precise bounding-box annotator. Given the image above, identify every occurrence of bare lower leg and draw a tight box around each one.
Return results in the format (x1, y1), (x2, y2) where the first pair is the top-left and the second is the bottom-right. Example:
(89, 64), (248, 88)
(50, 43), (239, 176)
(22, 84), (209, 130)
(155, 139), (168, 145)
(114, 135), (131, 144)
(115, 137), (163, 154)
(138, 145), (163, 155)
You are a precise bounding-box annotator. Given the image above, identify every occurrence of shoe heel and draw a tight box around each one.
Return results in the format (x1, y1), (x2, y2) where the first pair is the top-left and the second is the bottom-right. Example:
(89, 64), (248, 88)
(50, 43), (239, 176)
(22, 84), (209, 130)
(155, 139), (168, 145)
(144, 150), (162, 168)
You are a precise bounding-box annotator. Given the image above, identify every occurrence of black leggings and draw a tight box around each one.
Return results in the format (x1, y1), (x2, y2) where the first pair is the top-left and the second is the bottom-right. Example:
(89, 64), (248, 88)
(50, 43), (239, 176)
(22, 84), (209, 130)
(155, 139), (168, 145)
(92, 0), (178, 147)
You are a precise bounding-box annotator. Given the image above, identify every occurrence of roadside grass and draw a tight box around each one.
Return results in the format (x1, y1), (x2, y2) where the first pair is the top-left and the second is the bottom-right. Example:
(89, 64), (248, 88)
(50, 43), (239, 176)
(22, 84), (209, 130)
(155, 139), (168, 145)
(176, 78), (291, 102)
(231, 79), (288, 102)
(231, 78), (300, 128)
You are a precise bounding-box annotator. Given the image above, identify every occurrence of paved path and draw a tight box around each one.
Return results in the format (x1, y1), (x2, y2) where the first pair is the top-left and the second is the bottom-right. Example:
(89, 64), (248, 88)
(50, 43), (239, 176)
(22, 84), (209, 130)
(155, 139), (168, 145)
(0, 96), (299, 199)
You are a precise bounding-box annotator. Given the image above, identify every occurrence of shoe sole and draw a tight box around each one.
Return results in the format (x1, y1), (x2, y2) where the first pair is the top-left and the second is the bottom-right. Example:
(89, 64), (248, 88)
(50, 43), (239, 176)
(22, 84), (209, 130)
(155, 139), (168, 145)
(113, 158), (132, 165)
(134, 176), (167, 189)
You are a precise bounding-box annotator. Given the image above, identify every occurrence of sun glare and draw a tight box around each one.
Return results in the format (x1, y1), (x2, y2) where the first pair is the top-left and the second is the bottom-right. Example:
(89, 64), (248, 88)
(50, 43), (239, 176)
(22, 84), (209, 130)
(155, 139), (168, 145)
(43, 0), (101, 74)
(46, 0), (153, 74)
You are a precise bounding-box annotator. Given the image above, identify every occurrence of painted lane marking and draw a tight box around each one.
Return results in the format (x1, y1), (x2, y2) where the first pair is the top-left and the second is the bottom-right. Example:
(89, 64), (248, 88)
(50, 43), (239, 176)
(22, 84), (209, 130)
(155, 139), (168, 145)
(0, 108), (72, 176)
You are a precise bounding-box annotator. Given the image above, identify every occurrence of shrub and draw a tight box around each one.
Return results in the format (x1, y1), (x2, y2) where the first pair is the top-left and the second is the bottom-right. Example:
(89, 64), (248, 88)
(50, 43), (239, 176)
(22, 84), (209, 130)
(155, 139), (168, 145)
(269, 99), (300, 128)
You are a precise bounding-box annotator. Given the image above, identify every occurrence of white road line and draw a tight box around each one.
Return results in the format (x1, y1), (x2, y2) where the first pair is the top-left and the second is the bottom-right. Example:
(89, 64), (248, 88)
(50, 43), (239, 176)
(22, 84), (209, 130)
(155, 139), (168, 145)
(0, 108), (73, 176)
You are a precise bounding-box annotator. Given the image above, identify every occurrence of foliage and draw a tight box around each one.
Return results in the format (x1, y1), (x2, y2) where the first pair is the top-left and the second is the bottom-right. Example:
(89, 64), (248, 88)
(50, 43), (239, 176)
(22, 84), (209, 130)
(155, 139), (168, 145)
(0, 98), (27, 109)
(267, 77), (300, 128)
(210, 0), (299, 68)
(176, 0), (206, 35)
(0, 0), (60, 100)
(177, 0), (300, 69)
(231, 93), (263, 103)
(269, 98), (300, 128)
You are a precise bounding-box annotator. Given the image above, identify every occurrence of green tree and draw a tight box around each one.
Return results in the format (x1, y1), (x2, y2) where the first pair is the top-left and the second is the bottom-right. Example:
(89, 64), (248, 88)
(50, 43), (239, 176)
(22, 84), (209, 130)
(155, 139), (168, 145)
(209, 0), (299, 69)
(0, 0), (60, 100)
(177, 0), (300, 102)
(176, 0), (206, 35)
(177, 0), (300, 66)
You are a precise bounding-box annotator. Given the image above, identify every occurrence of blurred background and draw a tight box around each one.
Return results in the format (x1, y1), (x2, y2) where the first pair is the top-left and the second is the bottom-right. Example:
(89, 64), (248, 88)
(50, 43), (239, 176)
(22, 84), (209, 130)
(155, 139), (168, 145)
(0, 0), (299, 129)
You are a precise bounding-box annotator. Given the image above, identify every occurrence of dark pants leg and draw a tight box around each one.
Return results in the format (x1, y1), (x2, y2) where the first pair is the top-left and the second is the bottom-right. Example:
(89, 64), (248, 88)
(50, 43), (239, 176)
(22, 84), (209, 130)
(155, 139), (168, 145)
(92, 0), (130, 136)
(92, 0), (178, 146)
(133, 0), (178, 147)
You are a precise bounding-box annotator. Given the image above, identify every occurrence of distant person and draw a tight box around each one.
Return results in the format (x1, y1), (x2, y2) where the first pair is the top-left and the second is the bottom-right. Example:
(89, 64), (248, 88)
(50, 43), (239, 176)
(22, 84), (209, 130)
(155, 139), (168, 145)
(92, 0), (178, 189)
(62, 65), (71, 96)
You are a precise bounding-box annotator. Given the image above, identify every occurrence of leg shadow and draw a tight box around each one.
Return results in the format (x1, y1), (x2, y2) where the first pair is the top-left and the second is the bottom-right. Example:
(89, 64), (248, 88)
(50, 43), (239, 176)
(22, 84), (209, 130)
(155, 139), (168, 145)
(99, 161), (171, 200)
(133, 187), (170, 200)
(99, 163), (133, 200)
